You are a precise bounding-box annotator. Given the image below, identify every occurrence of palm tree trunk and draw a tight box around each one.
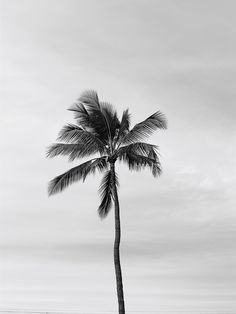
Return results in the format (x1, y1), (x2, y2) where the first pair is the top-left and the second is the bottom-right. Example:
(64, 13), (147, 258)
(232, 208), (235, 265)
(110, 162), (125, 314)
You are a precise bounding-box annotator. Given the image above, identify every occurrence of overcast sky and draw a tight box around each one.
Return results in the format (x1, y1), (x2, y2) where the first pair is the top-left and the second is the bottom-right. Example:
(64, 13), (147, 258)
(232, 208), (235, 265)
(0, 0), (236, 313)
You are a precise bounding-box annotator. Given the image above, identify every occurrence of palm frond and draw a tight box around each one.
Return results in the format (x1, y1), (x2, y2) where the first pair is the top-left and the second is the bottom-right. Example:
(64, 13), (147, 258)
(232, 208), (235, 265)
(82, 156), (108, 180)
(121, 111), (167, 144)
(68, 103), (96, 133)
(48, 157), (108, 196)
(98, 170), (119, 218)
(46, 141), (102, 161)
(118, 151), (161, 177)
(116, 142), (159, 158)
(57, 123), (106, 153)
(100, 102), (120, 140)
(116, 109), (130, 145)
(57, 123), (83, 142)
(68, 91), (118, 143)
(78, 90), (100, 110)
(98, 171), (113, 218)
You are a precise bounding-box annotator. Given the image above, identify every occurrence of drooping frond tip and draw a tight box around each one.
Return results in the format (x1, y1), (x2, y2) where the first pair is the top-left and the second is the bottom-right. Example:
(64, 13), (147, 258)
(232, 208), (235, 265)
(117, 142), (162, 177)
(98, 170), (119, 218)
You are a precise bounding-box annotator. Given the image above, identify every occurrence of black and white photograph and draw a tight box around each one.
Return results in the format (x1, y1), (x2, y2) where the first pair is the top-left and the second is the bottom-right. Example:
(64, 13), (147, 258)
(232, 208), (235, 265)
(1, 1), (236, 313)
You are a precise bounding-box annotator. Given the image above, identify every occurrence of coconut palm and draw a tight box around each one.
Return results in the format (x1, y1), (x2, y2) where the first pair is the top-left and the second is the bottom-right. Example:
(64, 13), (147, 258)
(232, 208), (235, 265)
(47, 90), (167, 314)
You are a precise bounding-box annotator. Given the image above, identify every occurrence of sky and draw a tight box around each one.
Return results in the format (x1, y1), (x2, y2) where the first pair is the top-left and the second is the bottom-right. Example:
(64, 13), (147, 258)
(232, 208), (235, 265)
(0, 0), (236, 313)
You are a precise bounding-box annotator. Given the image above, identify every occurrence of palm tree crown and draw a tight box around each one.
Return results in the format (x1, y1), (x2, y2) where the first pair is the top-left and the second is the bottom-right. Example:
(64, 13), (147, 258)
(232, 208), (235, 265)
(47, 90), (167, 217)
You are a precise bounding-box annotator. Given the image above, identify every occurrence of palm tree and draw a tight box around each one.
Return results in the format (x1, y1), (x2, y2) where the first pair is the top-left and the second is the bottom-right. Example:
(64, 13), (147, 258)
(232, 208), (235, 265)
(47, 90), (167, 314)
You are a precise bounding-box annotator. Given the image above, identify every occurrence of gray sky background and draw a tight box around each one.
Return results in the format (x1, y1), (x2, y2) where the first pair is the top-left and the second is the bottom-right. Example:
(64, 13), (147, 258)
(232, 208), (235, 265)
(0, 0), (236, 312)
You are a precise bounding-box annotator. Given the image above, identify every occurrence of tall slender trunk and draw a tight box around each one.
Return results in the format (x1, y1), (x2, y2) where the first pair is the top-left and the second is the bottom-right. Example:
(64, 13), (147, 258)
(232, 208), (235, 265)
(110, 162), (125, 314)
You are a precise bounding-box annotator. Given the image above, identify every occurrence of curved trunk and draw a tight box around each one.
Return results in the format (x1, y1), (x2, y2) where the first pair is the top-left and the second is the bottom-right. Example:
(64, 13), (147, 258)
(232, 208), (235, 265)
(110, 162), (125, 314)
